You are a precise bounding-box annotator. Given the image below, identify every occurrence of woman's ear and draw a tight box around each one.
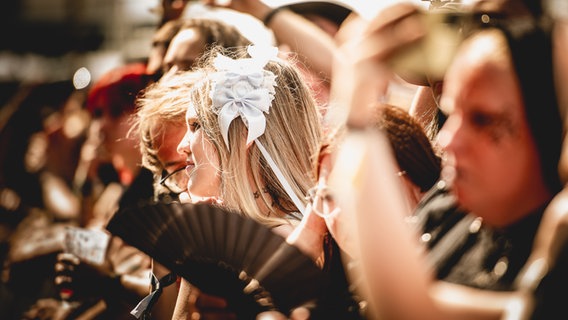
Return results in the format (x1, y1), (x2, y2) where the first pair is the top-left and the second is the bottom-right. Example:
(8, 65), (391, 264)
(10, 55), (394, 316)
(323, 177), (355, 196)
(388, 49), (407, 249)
(317, 144), (334, 180)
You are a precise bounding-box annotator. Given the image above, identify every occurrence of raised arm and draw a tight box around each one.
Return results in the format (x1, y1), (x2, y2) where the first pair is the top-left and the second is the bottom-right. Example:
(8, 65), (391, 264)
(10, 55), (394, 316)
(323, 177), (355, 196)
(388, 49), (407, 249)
(203, 0), (337, 82)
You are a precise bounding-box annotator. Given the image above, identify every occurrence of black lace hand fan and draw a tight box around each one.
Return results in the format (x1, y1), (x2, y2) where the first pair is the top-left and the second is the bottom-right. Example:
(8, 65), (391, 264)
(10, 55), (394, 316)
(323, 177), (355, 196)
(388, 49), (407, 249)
(106, 201), (325, 318)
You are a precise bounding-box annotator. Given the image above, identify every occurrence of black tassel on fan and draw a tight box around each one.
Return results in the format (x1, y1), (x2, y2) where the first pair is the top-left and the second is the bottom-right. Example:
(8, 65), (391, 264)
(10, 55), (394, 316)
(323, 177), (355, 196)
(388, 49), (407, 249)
(106, 201), (326, 318)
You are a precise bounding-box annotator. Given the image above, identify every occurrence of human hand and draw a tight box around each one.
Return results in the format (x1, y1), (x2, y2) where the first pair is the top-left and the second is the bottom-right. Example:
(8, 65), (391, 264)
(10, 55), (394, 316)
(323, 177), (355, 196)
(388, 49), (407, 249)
(256, 311), (288, 320)
(54, 252), (118, 301)
(256, 306), (311, 320)
(329, 2), (427, 129)
(21, 298), (75, 320)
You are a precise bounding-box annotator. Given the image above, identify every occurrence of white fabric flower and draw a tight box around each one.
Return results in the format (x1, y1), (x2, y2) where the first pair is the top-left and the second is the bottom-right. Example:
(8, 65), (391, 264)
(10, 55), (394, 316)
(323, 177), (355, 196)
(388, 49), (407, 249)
(210, 45), (278, 149)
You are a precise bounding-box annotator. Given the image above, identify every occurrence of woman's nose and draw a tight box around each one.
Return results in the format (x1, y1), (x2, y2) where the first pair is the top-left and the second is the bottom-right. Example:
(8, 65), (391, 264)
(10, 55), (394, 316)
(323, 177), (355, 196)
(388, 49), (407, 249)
(177, 131), (190, 156)
(436, 114), (461, 153)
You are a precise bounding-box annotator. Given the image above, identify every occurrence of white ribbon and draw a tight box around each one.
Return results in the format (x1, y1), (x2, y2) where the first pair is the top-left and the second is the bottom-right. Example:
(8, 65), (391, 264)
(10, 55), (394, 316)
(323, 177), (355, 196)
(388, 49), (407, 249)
(256, 140), (306, 215)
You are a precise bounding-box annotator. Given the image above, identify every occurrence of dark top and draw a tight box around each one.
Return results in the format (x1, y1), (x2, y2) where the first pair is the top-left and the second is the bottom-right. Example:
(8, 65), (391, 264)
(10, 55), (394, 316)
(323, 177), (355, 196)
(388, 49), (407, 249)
(412, 182), (545, 291)
(530, 235), (568, 319)
(310, 236), (364, 320)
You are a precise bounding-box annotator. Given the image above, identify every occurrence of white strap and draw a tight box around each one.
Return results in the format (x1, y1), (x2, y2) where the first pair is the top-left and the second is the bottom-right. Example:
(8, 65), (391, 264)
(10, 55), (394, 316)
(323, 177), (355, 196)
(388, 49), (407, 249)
(255, 140), (306, 215)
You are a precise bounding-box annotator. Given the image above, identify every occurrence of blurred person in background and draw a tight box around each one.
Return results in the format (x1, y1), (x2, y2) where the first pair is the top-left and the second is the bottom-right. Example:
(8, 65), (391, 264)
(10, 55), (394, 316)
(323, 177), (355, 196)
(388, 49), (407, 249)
(203, 0), (350, 111)
(23, 62), (158, 320)
(0, 80), (89, 319)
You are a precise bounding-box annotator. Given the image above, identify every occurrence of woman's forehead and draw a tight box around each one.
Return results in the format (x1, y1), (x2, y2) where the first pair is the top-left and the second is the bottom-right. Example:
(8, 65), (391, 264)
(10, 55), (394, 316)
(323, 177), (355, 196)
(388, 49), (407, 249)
(185, 104), (197, 119)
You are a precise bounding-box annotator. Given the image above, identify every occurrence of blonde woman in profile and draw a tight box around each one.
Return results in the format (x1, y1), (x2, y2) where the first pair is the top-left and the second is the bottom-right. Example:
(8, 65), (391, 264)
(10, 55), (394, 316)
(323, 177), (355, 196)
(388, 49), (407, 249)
(137, 44), (334, 319)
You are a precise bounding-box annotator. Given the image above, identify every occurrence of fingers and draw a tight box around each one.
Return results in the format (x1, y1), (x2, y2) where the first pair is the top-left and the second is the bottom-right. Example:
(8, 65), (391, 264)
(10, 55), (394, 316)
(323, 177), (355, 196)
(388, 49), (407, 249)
(289, 307), (311, 320)
(353, 5), (427, 64)
(365, 2), (422, 35)
(330, 3), (431, 129)
(256, 311), (288, 320)
(55, 253), (80, 300)
(57, 252), (80, 265)
(256, 308), (312, 320)
(55, 253), (78, 288)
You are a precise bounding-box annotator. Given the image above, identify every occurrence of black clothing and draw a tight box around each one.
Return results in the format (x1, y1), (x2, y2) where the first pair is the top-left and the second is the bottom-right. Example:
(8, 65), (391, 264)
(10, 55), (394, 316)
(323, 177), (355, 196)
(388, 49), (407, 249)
(118, 167), (155, 209)
(531, 235), (568, 319)
(413, 183), (545, 291)
(311, 237), (364, 320)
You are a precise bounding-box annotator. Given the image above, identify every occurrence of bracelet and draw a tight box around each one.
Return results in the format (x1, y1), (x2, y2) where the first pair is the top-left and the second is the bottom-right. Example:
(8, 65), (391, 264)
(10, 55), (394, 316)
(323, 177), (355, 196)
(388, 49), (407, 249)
(263, 7), (283, 26)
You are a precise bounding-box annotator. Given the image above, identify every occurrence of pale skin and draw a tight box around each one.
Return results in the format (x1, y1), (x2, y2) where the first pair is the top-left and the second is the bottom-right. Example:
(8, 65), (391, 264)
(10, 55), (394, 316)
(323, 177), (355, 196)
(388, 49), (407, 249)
(176, 106), (221, 201)
(173, 105), (227, 320)
(176, 104), (296, 236)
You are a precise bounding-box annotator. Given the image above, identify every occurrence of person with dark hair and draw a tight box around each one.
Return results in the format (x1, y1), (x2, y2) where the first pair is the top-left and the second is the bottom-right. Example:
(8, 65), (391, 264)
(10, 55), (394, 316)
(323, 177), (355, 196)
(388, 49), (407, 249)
(44, 62), (157, 320)
(146, 19), (184, 80)
(321, 1), (566, 318)
(160, 17), (253, 77)
(0, 80), (88, 320)
(255, 0), (568, 318)
(374, 104), (442, 211)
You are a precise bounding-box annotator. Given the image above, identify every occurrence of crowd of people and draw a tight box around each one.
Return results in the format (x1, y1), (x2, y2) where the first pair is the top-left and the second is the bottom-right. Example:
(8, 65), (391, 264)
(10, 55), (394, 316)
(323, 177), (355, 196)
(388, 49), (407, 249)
(1, 0), (567, 319)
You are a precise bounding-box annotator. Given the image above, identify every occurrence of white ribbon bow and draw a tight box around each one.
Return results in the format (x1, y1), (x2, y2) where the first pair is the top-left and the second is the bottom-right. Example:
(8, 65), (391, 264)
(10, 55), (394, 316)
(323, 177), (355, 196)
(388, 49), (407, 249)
(223, 71), (264, 87)
(210, 45), (278, 150)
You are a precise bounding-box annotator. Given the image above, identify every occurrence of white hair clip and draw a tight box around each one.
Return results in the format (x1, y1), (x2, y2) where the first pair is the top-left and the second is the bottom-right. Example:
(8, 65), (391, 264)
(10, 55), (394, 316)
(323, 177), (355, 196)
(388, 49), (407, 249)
(210, 45), (278, 149)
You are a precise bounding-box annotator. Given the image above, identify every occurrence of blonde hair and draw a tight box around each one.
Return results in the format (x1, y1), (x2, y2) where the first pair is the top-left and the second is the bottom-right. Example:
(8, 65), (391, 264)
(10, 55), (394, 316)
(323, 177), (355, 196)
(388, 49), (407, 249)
(130, 71), (204, 194)
(141, 46), (323, 228)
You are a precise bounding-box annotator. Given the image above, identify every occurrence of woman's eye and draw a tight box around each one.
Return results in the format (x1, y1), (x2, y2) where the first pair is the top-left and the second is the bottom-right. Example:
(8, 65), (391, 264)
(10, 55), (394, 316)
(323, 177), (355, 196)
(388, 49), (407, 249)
(189, 121), (201, 131)
(470, 111), (493, 129)
(469, 110), (513, 142)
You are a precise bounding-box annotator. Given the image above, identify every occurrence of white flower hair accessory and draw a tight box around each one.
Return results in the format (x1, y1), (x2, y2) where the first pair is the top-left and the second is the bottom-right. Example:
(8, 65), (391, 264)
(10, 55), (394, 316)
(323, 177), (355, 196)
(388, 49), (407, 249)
(210, 45), (278, 149)
(209, 45), (307, 215)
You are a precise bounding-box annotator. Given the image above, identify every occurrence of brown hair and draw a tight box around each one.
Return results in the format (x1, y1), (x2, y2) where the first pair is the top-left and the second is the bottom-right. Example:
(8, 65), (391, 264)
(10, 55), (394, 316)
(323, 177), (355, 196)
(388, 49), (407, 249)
(374, 104), (442, 192)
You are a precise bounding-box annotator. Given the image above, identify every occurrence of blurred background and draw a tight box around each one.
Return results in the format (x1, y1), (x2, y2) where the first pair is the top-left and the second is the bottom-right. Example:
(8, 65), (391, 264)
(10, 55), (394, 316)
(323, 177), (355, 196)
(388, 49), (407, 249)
(0, 0), (410, 88)
(0, 0), (159, 90)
